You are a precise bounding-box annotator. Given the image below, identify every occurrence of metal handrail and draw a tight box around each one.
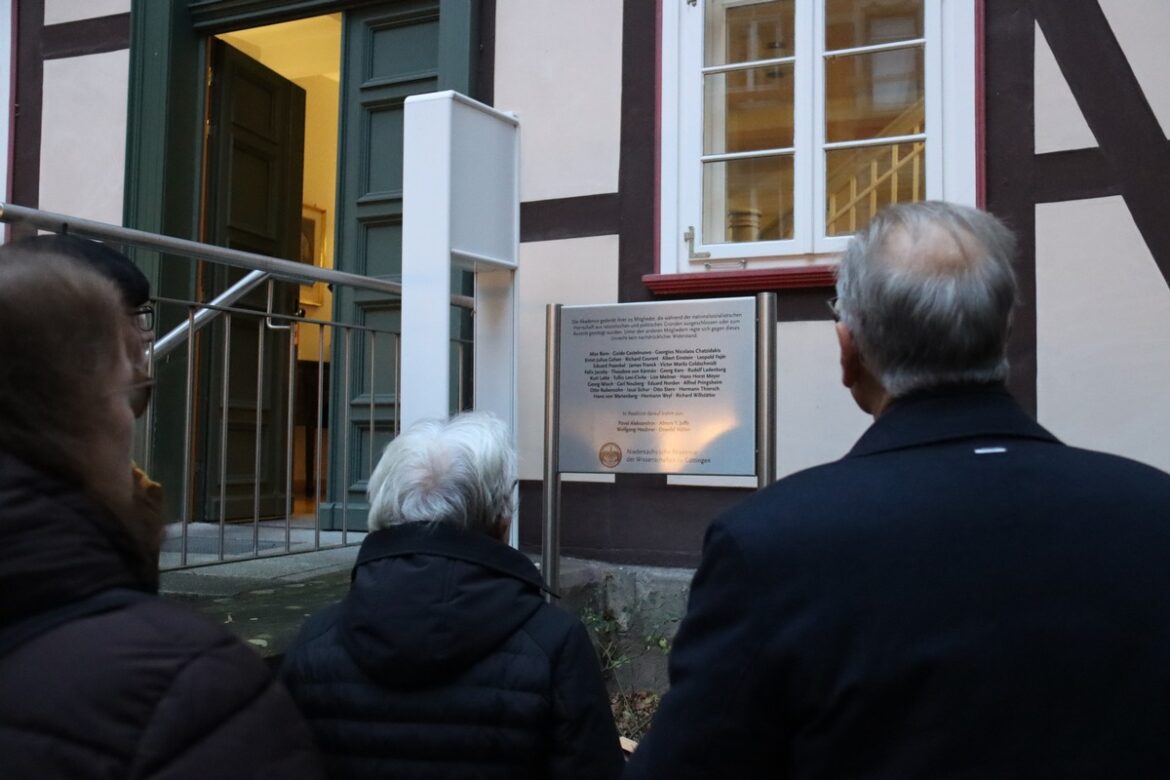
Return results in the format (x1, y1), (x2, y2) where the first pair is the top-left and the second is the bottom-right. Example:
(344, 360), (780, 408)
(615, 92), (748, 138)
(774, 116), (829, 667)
(153, 270), (269, 359)
(0, 203), (476, 309)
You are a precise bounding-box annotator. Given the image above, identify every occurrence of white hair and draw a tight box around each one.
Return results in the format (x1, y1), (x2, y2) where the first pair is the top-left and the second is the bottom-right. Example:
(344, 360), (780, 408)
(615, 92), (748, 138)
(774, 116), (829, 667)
(366, 411), (517, 535)
(835, 201), (1019, 398)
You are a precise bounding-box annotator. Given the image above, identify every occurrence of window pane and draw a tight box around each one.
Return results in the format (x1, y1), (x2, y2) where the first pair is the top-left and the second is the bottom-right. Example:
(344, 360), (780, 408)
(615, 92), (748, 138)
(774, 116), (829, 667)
(825, 0), (923, 52)
(704, 63), (794, 154)
(825, 47), (923, 143)
(705, 0), (795, 66)
(825, 141), (924, 236)
(703, 154), (795, 244)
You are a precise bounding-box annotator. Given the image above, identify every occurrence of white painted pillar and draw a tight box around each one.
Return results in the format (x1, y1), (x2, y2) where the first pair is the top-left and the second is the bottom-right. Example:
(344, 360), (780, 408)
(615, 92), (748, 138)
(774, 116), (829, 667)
(400, 91), (520, 542)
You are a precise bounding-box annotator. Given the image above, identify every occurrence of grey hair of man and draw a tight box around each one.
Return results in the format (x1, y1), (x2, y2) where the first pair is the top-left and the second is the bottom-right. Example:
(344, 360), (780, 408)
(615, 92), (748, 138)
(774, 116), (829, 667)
(367, 411), (517, 536)
(835, 201), (1019, 398)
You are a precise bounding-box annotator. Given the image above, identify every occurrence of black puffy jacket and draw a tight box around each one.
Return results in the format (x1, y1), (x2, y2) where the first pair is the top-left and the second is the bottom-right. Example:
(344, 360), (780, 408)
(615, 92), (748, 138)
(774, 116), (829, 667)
(281, 521), (624, 780)
(0, 451), (325, 780)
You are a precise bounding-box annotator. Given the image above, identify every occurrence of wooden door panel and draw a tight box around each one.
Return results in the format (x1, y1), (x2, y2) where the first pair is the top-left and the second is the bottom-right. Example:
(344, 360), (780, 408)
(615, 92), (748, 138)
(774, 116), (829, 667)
(201, 39), (305, 522)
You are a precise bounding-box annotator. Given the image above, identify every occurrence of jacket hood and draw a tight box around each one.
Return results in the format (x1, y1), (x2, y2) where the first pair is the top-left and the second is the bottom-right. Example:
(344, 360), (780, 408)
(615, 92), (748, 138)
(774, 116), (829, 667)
(0, 450), (150, 626)
(338, 521), (550, 687)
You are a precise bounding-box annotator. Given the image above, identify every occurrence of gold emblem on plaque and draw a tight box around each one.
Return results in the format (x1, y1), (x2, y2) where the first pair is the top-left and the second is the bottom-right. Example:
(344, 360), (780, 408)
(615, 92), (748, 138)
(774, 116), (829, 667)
(598, 442), (622, 469)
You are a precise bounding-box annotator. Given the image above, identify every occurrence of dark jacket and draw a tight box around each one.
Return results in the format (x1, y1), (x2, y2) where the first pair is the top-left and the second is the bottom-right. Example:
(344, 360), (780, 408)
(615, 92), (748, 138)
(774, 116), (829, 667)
(281, 521), (623, 780)
(0, 451), (324, 780)
(626, 384), (1170, 779)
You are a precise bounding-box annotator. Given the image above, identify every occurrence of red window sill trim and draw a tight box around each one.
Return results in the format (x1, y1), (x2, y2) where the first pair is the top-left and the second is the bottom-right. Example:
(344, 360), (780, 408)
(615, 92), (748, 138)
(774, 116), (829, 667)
(643, 265), (837, 295)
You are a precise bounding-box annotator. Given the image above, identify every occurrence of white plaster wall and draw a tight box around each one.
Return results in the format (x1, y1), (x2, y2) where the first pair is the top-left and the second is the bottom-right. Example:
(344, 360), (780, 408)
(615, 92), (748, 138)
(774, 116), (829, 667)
(1034, 23), (1096, 154)
(516, 235), (620, 479)
(493, 0), (623, 201)
(775, 319), (872, 478)
(44, 0), (129, 25)
(1036, 197), (1170, 473)
(1099, 0), (1170, 140)
(39, 52), (128, 226)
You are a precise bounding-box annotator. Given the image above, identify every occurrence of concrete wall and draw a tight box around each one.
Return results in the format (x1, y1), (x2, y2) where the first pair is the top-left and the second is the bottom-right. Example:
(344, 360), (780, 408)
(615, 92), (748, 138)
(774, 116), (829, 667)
(39, 51), (128, 226)
(493, 0), (623, 201)
(775, 320), (872, 478)
(44, 0), (128, 25)
(1036, 198), (1170, 473)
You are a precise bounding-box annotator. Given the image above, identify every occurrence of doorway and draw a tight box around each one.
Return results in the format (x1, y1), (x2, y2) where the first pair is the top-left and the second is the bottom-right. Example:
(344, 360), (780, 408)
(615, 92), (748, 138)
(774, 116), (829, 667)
(203, 14), (342, 523)
(127, 0), (480, 531)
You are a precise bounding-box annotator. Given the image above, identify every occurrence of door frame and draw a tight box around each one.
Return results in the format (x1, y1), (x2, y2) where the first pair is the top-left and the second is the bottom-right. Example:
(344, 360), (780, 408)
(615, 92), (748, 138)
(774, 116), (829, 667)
(124, 0), (482, 520)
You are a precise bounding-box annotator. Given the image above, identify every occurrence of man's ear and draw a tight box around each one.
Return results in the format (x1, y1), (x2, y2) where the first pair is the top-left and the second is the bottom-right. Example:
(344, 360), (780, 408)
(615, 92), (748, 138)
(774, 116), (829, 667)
(836, 321), (861, 389)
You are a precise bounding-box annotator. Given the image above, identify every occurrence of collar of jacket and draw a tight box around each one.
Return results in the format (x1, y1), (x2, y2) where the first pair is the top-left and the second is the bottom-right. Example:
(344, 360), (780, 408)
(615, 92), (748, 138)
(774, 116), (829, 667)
(846, 383), (1060, 459)
(0, 450), (151, 626)
(355, 520), (555, 597)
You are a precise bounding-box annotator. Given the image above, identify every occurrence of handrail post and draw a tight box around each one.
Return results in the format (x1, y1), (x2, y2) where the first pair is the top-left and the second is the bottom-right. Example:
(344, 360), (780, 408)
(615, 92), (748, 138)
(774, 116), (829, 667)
(756, 293), (777, 488)
(541, 304), (563, 599)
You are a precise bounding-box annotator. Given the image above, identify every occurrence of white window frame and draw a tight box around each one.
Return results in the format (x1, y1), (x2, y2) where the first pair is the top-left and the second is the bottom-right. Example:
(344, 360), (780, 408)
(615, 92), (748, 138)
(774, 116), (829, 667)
(660, 0), (978, 276)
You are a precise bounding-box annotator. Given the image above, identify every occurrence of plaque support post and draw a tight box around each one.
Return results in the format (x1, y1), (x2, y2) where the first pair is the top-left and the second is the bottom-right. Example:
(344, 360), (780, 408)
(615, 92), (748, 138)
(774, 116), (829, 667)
(541, 304), (563, 599)
(756, 292), (777, 488)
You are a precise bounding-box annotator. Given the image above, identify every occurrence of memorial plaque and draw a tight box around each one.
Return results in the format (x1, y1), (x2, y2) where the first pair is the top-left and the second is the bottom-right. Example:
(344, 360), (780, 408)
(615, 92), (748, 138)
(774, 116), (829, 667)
(558, 298), (756, 475)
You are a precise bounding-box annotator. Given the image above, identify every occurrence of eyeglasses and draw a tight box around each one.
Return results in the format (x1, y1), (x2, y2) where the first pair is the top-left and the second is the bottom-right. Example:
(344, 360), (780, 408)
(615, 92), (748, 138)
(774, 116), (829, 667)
(129, 305), (155, 333)
(826, 297), (841, 322)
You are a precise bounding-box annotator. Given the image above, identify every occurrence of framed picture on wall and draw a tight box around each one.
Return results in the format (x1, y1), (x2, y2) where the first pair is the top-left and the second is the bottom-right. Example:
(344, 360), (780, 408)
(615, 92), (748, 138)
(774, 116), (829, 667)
(300, 204), (326, 306)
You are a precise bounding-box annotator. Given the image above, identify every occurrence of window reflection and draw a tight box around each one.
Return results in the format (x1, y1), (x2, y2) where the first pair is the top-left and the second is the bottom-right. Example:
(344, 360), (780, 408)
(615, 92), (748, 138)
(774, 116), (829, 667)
(704, 64), (795, 155)
(826, 141), (924, 236)
(703, 155), (795, 244)
(825, 0), (923, 51)
(706, 0), (796, 66)
(825, 47), (923, 143)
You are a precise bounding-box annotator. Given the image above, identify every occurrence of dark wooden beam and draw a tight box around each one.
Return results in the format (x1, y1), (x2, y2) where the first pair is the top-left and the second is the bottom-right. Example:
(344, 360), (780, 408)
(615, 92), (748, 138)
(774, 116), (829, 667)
(42, 13), (130, 59)
(520, 194), (621, 243)
(984, 1), (1037, 413)
(1034, 147), (1119, 203)
(617, 0), (657, 303)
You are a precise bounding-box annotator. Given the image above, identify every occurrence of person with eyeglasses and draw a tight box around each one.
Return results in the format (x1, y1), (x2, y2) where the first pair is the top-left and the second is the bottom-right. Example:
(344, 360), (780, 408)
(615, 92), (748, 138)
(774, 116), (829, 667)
(6, 234), (165, 566)
(625, 202), (1170, 779)
(0, 248), (325, 778)
(15, 234), (156, 413)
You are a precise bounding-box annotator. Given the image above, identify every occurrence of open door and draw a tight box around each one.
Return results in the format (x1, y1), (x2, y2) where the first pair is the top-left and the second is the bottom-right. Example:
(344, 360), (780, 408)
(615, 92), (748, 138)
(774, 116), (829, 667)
(200, 39), (305, 521)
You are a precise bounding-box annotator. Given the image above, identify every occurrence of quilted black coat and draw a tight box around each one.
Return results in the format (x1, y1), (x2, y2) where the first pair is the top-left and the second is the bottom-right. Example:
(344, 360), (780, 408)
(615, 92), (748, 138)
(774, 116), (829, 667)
(0, 451), (325, 780)
(280, 521), (624, 780)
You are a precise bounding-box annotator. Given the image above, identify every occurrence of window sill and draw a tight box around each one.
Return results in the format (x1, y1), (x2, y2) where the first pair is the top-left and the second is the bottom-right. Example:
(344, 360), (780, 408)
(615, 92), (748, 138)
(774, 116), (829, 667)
(643, 264), (837, 295)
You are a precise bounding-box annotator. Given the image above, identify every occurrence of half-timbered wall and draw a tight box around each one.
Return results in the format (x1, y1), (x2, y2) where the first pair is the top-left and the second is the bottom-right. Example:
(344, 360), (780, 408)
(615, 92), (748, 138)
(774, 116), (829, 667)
(987, 0), (1170, 474)
(11, 0), (130, 231)
(1033, 0), (1170, 473)
(9, 0), (1168, 566)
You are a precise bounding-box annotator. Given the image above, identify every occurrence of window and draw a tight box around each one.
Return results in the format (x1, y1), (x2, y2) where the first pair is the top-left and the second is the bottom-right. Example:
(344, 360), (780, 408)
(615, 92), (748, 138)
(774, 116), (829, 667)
(660, 0), (975, 276)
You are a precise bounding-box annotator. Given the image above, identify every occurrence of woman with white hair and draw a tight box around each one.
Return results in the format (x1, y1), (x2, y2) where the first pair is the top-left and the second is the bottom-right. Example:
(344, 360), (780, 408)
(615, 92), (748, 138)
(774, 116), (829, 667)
(281, 412), (624, 780)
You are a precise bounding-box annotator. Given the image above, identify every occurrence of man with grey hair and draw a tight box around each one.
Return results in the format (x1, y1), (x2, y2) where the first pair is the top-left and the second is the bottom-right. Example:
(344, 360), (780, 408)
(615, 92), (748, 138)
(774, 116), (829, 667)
(626, 201), (1170, 779)
(281, 412), (623, 780)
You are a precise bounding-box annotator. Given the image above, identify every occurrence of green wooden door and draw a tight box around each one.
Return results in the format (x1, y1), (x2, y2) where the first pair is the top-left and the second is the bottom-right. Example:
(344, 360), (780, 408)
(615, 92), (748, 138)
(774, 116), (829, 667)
(201, 40), (306, 521)
(322, 0), (477, 529)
